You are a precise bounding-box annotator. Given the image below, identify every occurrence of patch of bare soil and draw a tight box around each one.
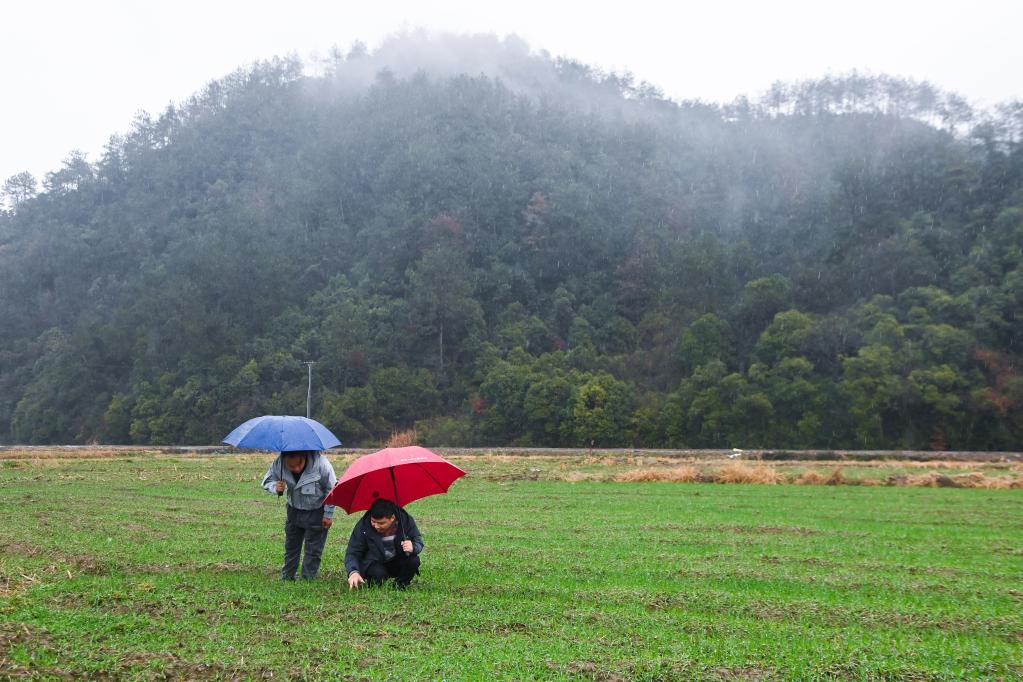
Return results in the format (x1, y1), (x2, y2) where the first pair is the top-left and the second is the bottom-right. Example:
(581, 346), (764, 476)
(712, 524), (820, 536)
(0, 623), (58, 679)
(551, 660), (630, 681)
(712, 667), (776, 681)
(41, 650), (269, 681)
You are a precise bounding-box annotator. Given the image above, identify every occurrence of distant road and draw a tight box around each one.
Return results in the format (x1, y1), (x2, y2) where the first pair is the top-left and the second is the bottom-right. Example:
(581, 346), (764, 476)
(0, 445), (1019, 462)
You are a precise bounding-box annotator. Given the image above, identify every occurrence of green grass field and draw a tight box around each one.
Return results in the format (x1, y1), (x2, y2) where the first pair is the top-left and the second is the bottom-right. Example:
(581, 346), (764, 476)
(1, 453), (1021, 680)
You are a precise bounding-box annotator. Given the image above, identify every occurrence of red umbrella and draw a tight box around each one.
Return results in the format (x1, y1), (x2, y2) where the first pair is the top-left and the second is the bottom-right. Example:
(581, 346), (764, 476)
(324, 446), (466, 514)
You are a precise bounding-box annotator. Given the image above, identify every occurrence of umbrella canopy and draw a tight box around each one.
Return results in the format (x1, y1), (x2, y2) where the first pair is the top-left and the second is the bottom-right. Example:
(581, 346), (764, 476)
(324, 446), (465, 514)
(222, 415), (341, 452)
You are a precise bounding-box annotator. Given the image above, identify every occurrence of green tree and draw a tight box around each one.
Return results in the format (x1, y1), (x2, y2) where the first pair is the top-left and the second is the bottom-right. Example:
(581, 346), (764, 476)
(840, 345), (905, 448)
(2, 172), (37, 209)
(678, 313), (733, 371)
(563, 372), (633, 446)
(407, 245), (484, 374)
(754, 310), (814, 366)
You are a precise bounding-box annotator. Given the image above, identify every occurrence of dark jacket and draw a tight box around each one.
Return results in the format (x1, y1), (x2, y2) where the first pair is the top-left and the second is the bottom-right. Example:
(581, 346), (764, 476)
(344, 507), (424, 576)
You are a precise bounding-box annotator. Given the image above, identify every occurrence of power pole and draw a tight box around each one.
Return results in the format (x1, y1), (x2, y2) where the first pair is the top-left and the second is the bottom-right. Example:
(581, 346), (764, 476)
(303, 361), (316, 418)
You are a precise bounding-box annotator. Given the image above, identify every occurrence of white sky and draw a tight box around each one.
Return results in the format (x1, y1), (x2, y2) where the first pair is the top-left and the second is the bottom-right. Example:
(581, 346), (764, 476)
(3, 0), (1021, 185)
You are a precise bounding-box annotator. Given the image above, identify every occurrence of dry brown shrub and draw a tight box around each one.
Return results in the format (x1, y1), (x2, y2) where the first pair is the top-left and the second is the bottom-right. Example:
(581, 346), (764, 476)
(795, 470), (827, 485)
(0, 448), (128, 461)
(614, 466), (698, 483)
(895, 471), (1023, 489)
(956, 473), (1020, 489)
(858, 477), (882, 486)
(716, 462), (783, 484)
(385, 429), (418, 448)
(951, 472), (989, 488)
(826, 468), (846, 486)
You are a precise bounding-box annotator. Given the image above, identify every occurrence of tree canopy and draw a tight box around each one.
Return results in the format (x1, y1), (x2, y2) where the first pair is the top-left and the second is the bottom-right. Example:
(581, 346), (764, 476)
(2, 37), (1022, 449)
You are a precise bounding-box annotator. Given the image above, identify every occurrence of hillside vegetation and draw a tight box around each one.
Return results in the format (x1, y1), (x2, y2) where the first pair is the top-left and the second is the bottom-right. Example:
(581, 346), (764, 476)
(2, 35), (1022, 448)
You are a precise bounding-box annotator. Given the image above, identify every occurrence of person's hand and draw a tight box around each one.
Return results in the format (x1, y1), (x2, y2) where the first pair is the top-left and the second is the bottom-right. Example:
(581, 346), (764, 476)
(401, 539), (413, 554)
(322, 517), (333, 529)
(274, 480), (285, 494)
(348, 572), (365, 590)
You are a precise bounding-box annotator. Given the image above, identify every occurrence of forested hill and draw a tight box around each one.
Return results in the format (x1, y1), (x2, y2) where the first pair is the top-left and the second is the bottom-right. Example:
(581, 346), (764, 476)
(2, 36), (1022, 449)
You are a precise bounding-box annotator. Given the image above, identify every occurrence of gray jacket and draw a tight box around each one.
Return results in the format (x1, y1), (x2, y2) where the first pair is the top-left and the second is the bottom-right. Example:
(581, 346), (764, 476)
(260, 452), (337, 520)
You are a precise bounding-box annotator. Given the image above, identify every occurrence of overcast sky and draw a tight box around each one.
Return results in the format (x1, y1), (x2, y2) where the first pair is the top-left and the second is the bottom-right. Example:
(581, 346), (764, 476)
(3, 0), (1021, 185)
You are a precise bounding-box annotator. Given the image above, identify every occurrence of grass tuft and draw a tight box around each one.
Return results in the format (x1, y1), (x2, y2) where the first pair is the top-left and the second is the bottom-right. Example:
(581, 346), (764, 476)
(794, 470), (827, 485)
(614, 466), (698, 482)
(716, 462), (783, 484)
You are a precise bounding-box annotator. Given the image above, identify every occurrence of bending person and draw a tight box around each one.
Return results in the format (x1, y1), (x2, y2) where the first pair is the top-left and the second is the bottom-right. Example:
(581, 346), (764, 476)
(345, 498), (423, 590)
(260, 450), (337, 580)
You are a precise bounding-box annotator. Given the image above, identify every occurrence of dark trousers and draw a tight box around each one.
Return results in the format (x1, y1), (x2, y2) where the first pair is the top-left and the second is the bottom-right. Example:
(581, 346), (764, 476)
(283, 506), (329, 580)
(364, 552), (421, 587)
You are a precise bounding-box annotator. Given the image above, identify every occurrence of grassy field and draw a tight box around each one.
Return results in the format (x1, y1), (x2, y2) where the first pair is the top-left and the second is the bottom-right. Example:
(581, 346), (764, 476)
(1, 452), (1021, 680)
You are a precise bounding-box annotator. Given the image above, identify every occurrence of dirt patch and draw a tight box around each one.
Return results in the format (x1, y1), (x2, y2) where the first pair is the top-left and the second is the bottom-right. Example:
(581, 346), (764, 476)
(712, 666), (776, 681)
(64, 554), (109, 575)
(0, 622), (55, 650)
(97, 651), (249, 681)
(0, 622), (58, 678)
(0, 542), (43, 559)
(553, 660), (629, 681)
(645, 592), (697, 611)
(712, 524), (820, 536)
(798, 557), (839, 568)
(564, 471), (604, 482)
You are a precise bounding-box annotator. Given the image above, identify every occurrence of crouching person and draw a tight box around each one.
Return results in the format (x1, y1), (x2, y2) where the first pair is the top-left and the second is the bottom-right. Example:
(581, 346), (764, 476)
(346, 499), (423, 590)
(261, 450), (337, 580)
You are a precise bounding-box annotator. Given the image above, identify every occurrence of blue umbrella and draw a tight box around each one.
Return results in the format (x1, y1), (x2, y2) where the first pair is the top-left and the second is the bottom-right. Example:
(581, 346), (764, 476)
(222, 415), (341, 452)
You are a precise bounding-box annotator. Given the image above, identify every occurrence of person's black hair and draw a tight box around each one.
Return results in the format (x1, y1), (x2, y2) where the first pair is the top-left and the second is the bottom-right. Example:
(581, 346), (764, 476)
(282, 450), (312, 460)
(369, 498), (397, 519)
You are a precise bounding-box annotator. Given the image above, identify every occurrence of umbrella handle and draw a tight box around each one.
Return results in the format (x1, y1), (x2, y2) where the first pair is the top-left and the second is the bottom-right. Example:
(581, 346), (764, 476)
(384, 466), (413, 556)
(387, 467), (411, 554)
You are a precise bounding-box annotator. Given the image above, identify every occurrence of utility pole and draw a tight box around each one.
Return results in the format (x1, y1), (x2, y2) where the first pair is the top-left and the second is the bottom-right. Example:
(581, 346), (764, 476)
(303, 361), (316, 418)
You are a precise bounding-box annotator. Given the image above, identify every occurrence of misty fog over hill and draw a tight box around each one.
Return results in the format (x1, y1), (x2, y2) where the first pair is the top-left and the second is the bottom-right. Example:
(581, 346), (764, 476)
(1, 34), (1021, 449)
